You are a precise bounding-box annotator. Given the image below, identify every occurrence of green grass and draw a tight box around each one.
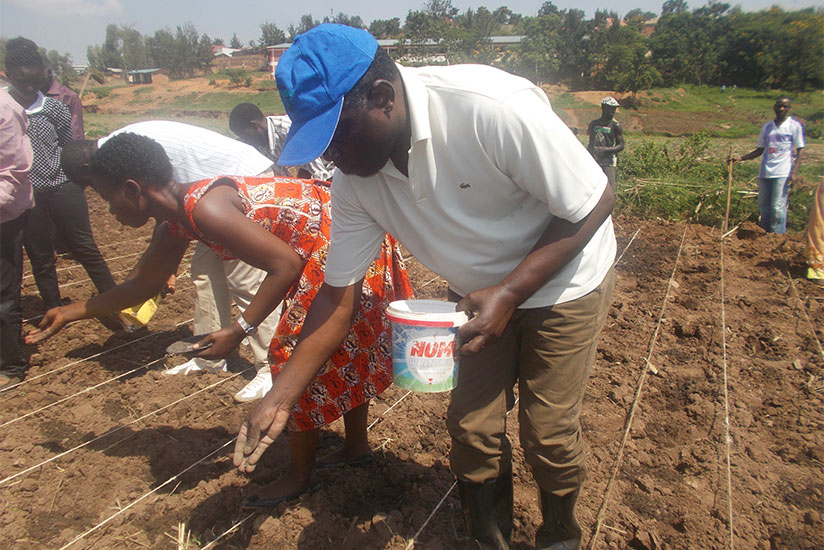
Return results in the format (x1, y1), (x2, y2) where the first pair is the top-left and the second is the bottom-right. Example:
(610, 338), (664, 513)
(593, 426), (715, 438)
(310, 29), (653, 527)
(614, 132), (822, 231)
(165, 91), (283, 113)
(549, 92), (589, 111)
(202, 70), (270, 81)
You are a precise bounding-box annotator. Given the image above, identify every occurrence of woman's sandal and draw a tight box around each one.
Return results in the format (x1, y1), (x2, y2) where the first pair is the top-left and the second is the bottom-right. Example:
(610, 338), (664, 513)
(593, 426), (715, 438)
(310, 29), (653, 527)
(241, 477), (322, 510)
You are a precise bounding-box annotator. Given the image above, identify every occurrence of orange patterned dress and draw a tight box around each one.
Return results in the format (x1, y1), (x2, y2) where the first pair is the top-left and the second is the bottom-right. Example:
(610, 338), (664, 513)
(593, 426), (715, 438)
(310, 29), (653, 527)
(169, 176), (414, 431)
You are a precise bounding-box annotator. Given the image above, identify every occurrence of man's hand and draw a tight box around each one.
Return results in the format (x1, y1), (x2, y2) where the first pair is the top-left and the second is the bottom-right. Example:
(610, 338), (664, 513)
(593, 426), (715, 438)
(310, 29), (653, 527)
(455, 284), (518, 356)
(25, 305), (77, 344)
(193, 325), (245, 359)
(233, 388), (293, 472)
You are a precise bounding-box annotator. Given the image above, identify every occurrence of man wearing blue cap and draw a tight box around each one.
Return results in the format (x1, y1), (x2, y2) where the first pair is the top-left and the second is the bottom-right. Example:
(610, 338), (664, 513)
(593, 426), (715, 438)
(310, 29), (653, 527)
(234, 24), (616, 550)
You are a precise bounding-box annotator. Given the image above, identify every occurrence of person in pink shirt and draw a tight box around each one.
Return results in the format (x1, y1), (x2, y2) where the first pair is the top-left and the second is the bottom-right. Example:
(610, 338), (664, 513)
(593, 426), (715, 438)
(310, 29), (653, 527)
(0, 88), (34, 388)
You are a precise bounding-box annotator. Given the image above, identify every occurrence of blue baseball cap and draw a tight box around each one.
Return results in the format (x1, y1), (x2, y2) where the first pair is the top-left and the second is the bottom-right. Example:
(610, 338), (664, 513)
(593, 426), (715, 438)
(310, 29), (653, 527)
(276, 24), (378, 166)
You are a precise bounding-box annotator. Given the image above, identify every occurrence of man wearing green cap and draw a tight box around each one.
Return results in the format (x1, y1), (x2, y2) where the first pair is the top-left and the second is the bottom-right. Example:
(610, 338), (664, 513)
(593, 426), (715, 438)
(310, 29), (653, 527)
(234, 24), (616, 550)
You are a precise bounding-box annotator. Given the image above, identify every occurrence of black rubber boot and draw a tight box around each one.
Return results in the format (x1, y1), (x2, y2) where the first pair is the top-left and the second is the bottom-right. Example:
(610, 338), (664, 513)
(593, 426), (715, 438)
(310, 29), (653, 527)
(457, 472), (512, 550)
(493, 469), (513, 543)
(535, 489), (582, 550)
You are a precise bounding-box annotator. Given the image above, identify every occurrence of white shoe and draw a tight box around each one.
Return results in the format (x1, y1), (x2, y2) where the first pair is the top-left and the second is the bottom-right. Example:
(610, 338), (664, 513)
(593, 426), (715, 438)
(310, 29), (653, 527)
(234, 368), (272, 402)
(163, 358), (227, 376)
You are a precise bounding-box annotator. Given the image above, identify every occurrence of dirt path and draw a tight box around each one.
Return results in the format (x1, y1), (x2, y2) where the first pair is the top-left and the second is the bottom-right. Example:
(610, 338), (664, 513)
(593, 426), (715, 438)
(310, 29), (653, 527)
(1, 193), (822, 549)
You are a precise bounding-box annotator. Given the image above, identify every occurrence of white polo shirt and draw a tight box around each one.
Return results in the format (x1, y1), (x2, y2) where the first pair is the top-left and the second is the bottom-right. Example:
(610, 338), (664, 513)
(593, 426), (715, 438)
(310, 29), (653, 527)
(757, 117), (805, 179)
(99, 120), (273, 182)
(325, 64), (616, 308)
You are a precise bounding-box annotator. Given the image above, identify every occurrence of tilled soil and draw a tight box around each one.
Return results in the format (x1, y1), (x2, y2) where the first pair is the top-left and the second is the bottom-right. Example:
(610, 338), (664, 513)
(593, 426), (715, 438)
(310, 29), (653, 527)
(1, 193), (822, 550)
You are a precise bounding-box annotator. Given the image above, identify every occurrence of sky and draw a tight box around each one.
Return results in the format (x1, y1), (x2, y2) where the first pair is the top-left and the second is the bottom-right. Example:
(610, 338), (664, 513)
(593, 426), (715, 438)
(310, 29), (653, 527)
(1, 0), (820, 64)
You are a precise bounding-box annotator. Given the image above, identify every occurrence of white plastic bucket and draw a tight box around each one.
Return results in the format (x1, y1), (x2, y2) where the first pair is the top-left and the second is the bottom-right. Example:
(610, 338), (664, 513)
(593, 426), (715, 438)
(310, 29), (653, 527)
(386, 300), (469, 392)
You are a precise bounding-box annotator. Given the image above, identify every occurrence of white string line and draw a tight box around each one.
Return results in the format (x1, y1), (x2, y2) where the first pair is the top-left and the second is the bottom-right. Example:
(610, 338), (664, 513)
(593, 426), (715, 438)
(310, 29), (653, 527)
(784, 271), (824, 361)
(0, 367), (253, 488)
(58, 439), (237, 550)
(66, 376), (418, 547)
(21, 275), (194, 325)
(405, 396), (522, 549)
(24, 251), (196, 291)
(0, 357), (166, 428)
(0, 317), (194, 394)
(20, 235), (152, 278)
(719, 242), (735, 550)
(615, 228), (642, 266)
(200, 512), (256, 550)
(589, 225), (688, 549)
(405, 480), (458, 550)
(368, 390), (413, 430)
(22, 251), (145, 281)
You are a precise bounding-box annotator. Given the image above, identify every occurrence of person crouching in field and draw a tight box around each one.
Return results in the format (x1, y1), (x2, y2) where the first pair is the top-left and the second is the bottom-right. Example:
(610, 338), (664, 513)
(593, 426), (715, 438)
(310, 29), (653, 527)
(25, 133), (414, 508)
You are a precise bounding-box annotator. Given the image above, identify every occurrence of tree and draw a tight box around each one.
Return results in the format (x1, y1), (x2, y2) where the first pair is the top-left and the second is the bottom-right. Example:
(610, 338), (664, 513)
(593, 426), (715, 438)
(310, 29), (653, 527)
(662, 0), (688, 15)
(493, 6), (514, 25)
(624, 8), (656, 30)
(44, 49), (77, 84)
(425, 0), (458, 19)
(296, 14), (320, 35)
(259, 21), (286, 47)
(601, 25), (662, 95)
(230, 33), (242, 49)
(369, 18), (401, 38)
(212, 37), (225, 46)
(518, 8), (564, 82)
(119, 25), (148, 71)
(87, 24), (123, 70)
(325, 12), (364, 28)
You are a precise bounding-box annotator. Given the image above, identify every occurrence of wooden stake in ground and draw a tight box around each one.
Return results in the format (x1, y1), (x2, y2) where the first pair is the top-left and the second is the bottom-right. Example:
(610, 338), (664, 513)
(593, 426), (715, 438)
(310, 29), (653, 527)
(724, 147), (734, 233)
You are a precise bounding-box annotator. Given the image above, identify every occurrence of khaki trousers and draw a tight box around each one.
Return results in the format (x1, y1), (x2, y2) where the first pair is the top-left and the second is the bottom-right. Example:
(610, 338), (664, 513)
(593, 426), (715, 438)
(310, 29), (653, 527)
(447, 267), (614, 497)
(190, 242), (280, 367)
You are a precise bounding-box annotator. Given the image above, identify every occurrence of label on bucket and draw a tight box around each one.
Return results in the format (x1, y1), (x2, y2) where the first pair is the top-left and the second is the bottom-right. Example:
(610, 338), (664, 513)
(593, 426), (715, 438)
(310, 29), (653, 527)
(387, 300), (467, 393)
(391, 323), (460, 393)
(407, 336), (456, 385)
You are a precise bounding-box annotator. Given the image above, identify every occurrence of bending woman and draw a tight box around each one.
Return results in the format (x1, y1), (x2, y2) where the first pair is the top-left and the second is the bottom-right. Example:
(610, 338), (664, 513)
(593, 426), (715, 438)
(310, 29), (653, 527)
(26, 133), (414, 507)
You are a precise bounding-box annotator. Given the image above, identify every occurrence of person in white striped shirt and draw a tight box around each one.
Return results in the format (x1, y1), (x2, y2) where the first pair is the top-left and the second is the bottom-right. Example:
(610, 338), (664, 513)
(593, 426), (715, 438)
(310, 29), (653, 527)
(229, 103), (336, 182)
(62, 121), (281, 402)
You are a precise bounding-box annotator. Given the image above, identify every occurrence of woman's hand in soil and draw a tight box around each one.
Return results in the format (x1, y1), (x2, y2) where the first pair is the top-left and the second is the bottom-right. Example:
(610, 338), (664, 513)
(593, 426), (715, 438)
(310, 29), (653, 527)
(25, 305), (80, 344)
(233, 391), (292, 473)
(162, 274), (176, 296)
(194, 325), (244, 359)
(456, 284), (517, 356)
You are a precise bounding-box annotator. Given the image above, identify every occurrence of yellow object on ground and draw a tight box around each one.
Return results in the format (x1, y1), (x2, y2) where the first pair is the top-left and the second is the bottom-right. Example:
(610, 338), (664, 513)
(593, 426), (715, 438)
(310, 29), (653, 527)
(120, 295), (162, 326)
(804, 180), (824, 281)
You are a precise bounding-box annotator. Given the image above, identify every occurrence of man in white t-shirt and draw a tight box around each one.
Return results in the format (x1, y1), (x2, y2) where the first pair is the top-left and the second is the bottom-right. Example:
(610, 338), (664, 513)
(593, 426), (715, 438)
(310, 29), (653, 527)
(234, 25), (616, 550)
(62, 121), (281, 402)
(735, 97), (805, 234)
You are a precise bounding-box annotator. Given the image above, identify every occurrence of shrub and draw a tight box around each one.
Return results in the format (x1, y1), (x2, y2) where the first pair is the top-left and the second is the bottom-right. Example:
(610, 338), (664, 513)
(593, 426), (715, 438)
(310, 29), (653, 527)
(89, 86), (112, 99)
(225, 68), (252, 88)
